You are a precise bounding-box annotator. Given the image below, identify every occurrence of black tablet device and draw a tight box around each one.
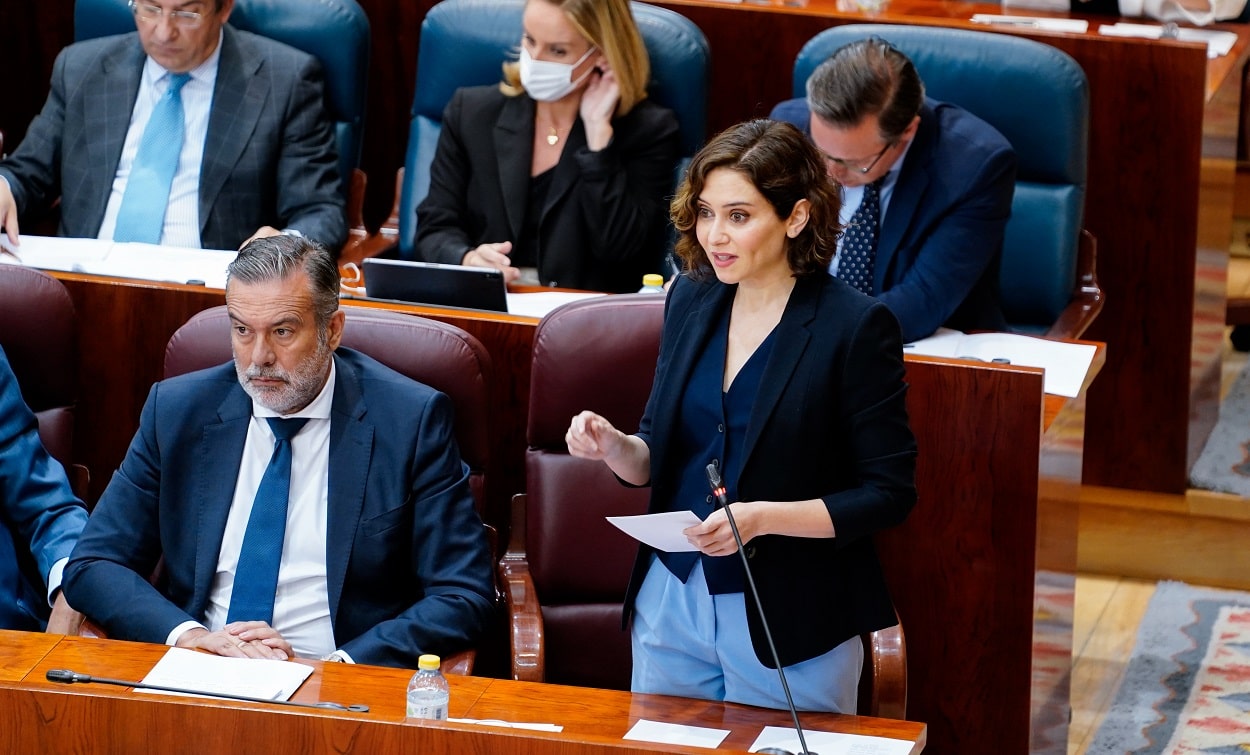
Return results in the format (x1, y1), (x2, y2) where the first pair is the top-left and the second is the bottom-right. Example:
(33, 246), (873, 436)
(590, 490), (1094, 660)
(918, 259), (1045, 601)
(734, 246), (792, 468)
(362, 258), (508, 312)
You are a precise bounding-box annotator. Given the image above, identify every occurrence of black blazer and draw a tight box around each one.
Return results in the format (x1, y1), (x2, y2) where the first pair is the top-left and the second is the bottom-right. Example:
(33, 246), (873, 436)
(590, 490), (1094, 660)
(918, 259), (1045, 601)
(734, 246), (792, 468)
(625, 273), (918, 668)
(416, 86), (680, 293)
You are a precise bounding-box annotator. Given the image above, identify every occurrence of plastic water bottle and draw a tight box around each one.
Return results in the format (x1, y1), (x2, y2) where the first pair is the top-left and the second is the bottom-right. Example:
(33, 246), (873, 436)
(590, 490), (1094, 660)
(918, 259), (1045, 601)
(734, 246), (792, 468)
(406, 654), (449, 720)
(638, 273), (665, 293)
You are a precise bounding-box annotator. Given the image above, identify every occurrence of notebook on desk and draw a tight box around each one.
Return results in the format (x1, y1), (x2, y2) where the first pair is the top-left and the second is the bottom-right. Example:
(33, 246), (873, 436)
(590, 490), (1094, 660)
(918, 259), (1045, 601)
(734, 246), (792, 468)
(362, 258), (508, 312)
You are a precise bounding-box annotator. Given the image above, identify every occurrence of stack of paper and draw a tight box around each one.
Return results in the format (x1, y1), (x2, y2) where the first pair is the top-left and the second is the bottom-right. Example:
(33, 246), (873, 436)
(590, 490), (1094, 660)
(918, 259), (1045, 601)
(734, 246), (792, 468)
(1098, 22), (1237, 57)
(970, 14), (1091, 32)
(905, 328), (1097, 398)
(1, 235), (233, 289)
(139, 646), (312, 702)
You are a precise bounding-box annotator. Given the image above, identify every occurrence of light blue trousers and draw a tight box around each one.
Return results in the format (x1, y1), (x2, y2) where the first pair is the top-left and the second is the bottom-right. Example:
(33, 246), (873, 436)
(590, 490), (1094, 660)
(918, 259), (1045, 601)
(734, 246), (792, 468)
(631, 557), (862, 713)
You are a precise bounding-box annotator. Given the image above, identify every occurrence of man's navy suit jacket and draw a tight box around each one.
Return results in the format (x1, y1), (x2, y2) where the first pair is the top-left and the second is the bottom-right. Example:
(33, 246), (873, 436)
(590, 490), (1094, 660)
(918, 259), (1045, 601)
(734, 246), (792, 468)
(64, 349), (495, 668)
(0, 25), (346, 251)
(771, 97), (1016, 342)
(0, 347), (87, 631)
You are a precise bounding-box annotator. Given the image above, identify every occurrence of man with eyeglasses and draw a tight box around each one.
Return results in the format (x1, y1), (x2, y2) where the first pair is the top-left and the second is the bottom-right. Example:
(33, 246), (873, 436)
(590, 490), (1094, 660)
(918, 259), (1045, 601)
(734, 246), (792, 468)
(0, 0), (345, 253)
(771, 37), (1016, 342)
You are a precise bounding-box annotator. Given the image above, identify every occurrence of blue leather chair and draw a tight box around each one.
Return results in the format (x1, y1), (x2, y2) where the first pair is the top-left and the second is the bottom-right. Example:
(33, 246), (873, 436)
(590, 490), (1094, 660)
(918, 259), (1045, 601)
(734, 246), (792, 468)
(793, 25), (1103, 337)
(73, 0), (371, 226)
(382, 0), (709, 261)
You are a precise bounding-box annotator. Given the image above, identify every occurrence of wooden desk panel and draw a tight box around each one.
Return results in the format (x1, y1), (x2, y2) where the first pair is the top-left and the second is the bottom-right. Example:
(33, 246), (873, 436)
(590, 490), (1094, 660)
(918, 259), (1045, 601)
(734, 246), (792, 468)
(4, 635), (926, 754)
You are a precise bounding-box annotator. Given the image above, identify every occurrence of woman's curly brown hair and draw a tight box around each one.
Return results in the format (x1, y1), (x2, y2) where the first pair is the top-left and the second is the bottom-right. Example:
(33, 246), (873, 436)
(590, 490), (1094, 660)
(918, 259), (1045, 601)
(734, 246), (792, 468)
(670, 119), (843, 280)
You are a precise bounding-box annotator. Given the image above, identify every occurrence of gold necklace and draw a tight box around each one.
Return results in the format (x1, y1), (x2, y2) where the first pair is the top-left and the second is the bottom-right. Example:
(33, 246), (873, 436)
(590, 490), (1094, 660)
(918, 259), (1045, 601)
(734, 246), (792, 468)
(546, 126), (560, 146)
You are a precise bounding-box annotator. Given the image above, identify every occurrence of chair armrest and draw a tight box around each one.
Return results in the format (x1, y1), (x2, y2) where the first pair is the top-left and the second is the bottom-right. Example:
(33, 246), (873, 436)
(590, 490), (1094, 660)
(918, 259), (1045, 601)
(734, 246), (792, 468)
(67, 463), (90, 504)
(442, 648), (477, 676)
(380, 167), (405, 235)
(1045, 229), (1104, 340)
(497, 493), (544, 682)
(860, 612), (910, 720)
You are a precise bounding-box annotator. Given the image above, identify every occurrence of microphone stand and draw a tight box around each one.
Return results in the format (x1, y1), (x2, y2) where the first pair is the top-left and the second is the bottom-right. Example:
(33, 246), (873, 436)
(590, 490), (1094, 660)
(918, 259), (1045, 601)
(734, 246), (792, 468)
(705, 464), (817, 755)
(46, 669), (369, 713)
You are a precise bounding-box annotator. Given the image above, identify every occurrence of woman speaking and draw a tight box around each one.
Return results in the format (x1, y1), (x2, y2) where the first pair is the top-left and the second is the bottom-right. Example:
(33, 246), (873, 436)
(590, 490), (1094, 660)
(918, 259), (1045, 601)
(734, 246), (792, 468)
(566, 120), (917, 713)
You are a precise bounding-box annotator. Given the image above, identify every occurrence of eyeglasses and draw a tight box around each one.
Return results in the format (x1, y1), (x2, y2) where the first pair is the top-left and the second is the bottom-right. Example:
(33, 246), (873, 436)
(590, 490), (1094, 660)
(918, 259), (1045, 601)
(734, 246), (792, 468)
(823, 140), (895, 175)
(129, 1), (206, 28)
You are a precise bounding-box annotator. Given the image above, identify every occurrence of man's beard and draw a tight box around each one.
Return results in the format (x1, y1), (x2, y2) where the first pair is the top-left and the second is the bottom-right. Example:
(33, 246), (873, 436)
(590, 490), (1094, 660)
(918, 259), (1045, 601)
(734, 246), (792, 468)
(236, 341), (332, 415)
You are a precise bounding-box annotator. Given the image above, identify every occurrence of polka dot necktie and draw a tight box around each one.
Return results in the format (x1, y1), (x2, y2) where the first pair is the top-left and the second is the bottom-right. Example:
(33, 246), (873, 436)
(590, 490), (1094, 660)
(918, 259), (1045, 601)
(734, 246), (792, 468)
(837, 178), (884, 296)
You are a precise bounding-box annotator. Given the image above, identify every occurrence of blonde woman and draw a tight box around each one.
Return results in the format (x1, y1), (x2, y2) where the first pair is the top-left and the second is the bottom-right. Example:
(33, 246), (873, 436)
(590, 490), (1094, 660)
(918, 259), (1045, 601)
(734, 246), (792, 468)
(416, 0), (680, 293)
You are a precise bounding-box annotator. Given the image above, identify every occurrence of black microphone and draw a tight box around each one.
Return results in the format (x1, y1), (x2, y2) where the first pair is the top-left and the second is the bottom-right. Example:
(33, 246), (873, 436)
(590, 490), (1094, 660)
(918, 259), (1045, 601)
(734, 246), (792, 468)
(45, 668), (369, 712)
(705, 463), (817, 755)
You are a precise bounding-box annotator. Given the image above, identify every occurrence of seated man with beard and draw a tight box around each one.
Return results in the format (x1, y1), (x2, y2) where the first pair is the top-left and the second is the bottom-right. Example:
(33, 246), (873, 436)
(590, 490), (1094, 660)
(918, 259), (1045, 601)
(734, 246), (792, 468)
(64, 235), (495, 668)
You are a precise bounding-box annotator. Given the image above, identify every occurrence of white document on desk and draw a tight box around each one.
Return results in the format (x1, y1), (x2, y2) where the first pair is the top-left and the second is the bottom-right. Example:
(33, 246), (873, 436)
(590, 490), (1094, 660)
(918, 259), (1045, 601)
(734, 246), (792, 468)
(624, 719), (731, 748)
(1098, 22), (1237, 57)
(904, 328), (1096, 398)
(505, 291), (604, 319)
(752, 725), (915, 755)
(606, 511), (702, 553)
(1, 235), (233, 288)
(138, 646), (312, 702)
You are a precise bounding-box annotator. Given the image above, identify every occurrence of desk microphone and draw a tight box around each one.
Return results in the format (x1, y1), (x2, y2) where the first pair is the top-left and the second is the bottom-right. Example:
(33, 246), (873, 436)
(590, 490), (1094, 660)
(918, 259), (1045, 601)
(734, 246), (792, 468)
(45, 669), (369, 713)
(705, 464), (817, 755)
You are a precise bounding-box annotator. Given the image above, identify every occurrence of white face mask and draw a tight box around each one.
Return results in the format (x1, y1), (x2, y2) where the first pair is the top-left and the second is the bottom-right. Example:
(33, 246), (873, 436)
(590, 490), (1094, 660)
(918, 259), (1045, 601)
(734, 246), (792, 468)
(519, 45), (596, 102)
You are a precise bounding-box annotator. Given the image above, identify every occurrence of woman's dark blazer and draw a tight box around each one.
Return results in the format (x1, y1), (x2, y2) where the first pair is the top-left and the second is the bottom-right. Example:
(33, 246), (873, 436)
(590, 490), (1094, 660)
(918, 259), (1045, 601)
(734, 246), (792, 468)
(415, 85), (680, 293)
(624, 272), (918, 669)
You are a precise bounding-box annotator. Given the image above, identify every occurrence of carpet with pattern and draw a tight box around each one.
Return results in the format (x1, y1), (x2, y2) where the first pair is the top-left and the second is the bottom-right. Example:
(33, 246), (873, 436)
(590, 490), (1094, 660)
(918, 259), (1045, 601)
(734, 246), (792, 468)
(1089, 581), (1250, 754)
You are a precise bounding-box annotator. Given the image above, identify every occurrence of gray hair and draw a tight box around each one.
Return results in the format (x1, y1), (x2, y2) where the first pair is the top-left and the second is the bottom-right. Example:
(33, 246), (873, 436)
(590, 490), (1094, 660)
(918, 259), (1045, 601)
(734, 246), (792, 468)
(226, 235), (340, 337)
(805, 37), (924, 141)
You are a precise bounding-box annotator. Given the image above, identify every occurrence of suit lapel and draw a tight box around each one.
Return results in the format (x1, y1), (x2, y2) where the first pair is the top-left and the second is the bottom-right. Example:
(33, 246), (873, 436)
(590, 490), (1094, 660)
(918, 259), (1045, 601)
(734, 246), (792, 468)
(493, 96), (534, 241)
(86, 39), (146, 232)
(191, 386), (252, 614)
(874, 103), (937, 294)
(325, 353), (371, 623)
(739, 276), (818, 471)
(200, 27), (265, 232)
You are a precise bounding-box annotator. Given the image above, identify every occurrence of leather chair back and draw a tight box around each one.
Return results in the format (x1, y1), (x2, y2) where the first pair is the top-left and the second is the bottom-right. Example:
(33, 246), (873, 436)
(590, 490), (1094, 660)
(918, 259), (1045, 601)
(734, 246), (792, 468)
(0, 267), (78, 470)
(163, 306), (495, 511)
(73, 0), (371, 195)
(395, 0), (709, 259)
(793, 25), (1089, 333)
(524, 294), (663, 690)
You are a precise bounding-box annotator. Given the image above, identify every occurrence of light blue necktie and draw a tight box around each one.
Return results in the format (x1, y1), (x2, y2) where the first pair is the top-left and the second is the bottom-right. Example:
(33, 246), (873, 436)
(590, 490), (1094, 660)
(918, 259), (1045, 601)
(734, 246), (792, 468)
(226, 417), (309, 625)
(113, 72), (191, 244)
(837, 178), (884, 296)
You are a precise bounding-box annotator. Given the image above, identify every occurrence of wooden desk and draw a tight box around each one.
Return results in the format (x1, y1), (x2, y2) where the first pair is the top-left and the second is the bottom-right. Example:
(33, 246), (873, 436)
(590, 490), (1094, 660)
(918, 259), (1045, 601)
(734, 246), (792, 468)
(0, 632), (926, 754)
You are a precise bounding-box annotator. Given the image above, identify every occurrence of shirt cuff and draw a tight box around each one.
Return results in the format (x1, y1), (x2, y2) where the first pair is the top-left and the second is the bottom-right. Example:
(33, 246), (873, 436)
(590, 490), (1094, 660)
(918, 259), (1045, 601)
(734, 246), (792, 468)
(45, 558), (68, 606)
(322, 649), (355, 664)
(281, 228), (304, 239)
(167, 621), (208, 647)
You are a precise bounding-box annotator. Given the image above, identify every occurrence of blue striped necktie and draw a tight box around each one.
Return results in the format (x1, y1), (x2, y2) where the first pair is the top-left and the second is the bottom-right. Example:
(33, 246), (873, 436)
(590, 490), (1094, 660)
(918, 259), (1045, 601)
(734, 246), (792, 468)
(837, 178), (884, 296)
(113, 72), (191, 244)
(226, 417), (310, 625)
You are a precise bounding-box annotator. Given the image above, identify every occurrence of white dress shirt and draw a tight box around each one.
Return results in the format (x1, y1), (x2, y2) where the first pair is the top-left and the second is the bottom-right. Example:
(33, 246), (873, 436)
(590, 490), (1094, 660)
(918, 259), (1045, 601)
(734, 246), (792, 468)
(167, 362), (338, 659)
(97, 32), (222, 249)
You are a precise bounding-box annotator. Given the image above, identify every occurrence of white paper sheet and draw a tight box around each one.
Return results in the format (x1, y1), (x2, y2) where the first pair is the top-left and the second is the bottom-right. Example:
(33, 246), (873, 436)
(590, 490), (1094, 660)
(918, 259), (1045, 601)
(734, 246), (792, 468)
(904, 328), (1097, 398)
(504, 291), (605, 319)
(606, 511), (703, 552)
(1, 235), (233, 288)
(624, 719), (732, 748)
(750, 725), (915, 755)
(970, 14), (1090, 32)
(1097, 22), (1237, 57)
(137, 646), (312, 702)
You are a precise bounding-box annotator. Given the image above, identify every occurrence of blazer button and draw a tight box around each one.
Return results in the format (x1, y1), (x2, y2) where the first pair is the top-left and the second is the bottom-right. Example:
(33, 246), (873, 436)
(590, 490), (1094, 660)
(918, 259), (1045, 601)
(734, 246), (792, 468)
(745, 546), (757, 559)
(717, 423), (724, 433)
(705, 495), (712, 503)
